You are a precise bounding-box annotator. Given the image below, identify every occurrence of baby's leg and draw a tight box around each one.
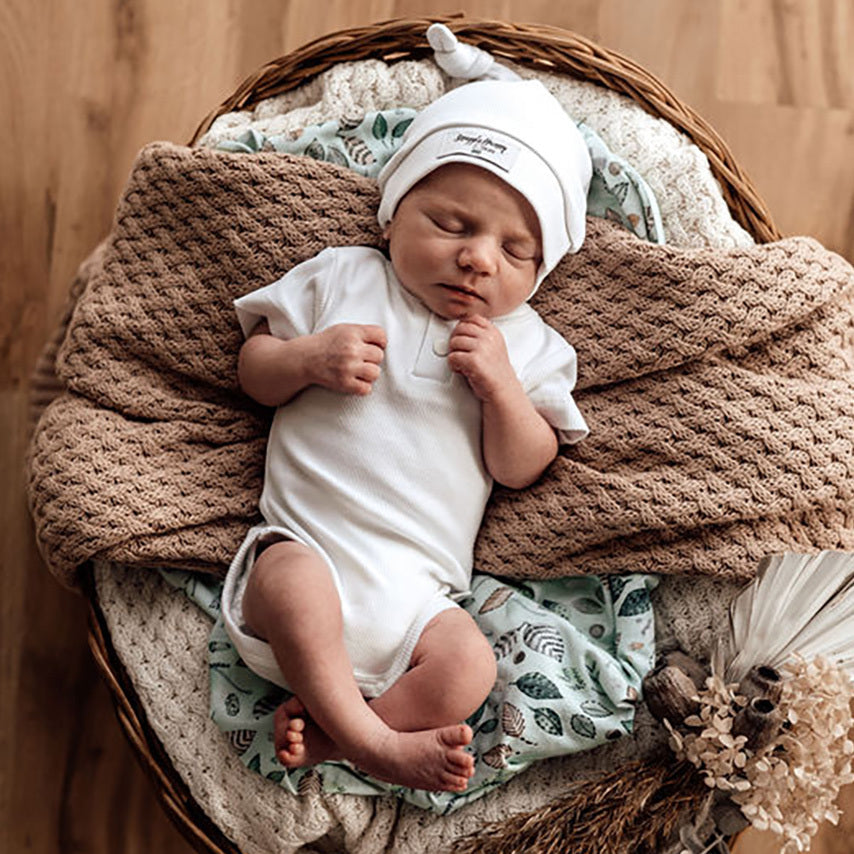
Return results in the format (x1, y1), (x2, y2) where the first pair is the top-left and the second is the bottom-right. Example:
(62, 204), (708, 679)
(273, 608), (496, 768)
(370, 607), (498, 732)
(242, 542), (476, 791)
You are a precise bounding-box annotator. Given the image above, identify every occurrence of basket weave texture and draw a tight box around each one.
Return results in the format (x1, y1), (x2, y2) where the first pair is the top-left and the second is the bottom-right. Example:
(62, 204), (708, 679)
(84, 16), (782, 854)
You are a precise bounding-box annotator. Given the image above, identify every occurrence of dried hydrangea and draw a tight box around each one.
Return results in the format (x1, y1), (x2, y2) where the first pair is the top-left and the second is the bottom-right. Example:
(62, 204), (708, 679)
(664, 655), (854, 853)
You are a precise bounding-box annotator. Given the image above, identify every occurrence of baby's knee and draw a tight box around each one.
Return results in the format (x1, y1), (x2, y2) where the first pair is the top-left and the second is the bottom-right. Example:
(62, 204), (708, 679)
(436, 613), (497, 714)
(463, 627), (498, 697)
(243, 540), (331, 632)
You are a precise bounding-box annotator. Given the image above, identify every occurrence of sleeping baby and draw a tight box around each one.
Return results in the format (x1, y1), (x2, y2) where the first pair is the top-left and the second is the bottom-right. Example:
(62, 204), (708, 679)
(222, 79), (591, 792)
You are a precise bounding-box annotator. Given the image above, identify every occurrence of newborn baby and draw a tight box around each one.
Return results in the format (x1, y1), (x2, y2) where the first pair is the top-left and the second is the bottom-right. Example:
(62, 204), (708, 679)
(222, 78), (591, 792)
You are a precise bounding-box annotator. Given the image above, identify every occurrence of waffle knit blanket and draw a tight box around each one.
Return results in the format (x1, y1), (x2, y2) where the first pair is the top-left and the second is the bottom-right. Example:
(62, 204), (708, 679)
(27, 142), (854, 589)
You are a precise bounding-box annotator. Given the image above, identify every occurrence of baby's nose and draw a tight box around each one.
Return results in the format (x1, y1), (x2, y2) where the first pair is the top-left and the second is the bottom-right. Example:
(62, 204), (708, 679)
(457, 237), (499, 275)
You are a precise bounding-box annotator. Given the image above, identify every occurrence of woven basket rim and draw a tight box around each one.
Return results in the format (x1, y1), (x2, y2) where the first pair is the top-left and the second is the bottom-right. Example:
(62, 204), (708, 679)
(189, 14), (780, 244)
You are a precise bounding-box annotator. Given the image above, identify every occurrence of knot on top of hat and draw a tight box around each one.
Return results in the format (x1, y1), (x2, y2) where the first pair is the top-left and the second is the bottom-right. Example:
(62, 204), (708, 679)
(426, 24), (521, 82)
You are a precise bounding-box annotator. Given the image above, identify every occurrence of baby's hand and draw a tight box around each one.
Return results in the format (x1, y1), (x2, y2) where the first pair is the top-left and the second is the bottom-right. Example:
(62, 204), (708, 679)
(448, 315), (517, 402)
(313, 323), (386, 395)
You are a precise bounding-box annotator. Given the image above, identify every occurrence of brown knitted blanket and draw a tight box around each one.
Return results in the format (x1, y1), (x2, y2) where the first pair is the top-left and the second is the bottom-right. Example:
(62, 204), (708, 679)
(27, 142), (854, 588)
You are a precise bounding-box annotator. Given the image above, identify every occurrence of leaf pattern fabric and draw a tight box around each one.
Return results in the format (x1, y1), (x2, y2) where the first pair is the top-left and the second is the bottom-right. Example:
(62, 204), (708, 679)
(160, 568), (656, 813)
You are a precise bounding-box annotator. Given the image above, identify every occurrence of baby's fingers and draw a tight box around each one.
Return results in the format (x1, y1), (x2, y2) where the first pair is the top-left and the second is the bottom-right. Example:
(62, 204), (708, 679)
(346, 378), (377, 396)
(455, 314), (489, 329)
(451, 315), (489, 339)
(448, 334), (476, 353)
(355, 325), (386, 366)
(363, 342), (386, 365)
(447, 350), (477, 374)
(343, 360), (382, 396)
(359, 324), (388, 350)
(357, 361), (381, 385)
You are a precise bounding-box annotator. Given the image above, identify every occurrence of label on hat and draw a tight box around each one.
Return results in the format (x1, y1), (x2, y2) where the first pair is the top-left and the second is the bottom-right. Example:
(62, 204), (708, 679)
(436, 127), (521, 172)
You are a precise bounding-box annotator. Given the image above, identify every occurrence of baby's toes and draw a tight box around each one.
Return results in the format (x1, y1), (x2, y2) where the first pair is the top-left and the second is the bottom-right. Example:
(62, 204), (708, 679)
(448, 750), (474, 776)
(277, 742), (306, 767)
(440, 770), (470, 792)
(438, 724), (473, 750)
(274, 700), (307, 746)
(284, 726), (304, 745)
(275, 718), (304, 754)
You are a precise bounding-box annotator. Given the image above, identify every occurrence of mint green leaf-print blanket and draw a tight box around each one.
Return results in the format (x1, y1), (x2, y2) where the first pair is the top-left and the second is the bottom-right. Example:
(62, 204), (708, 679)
(162, 569), (656, 813)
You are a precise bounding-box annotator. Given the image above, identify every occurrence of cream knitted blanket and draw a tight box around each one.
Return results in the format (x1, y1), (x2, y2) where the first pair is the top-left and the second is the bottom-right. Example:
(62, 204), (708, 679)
(27, 142), (854, 588)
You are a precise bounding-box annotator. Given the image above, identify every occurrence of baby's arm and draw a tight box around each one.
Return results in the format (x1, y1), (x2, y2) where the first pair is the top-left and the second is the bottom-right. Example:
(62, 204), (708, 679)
(448, 315), (558, 489)
(238, 319), (387, 407)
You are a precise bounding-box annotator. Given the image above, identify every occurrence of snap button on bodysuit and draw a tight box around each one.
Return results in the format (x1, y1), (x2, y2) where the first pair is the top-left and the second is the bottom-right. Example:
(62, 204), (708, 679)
(432, 337), (450, 357)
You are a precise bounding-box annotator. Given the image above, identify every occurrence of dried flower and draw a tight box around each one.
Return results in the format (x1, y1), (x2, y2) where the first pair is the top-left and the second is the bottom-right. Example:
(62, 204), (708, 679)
(665, 655), (854, 852)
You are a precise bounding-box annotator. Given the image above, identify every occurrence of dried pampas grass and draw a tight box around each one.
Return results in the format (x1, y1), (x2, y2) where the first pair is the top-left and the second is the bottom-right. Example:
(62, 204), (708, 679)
(453, 758), (710, 854)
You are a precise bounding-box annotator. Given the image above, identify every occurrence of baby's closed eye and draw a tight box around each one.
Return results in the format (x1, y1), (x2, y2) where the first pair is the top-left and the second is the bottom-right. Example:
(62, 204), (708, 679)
(502, 240), (539, 261)
(429, 213), (465, 233)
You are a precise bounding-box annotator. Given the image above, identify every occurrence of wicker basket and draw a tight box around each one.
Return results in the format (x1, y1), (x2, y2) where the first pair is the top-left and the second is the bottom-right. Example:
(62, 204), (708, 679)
(84, 16), (782, 854)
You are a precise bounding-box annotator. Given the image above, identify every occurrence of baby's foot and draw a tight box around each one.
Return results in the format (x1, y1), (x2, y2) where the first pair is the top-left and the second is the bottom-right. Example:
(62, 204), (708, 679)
(353, 724), (476, 792)
(275, 700), (476, 792)
(273, 696), (339, 767)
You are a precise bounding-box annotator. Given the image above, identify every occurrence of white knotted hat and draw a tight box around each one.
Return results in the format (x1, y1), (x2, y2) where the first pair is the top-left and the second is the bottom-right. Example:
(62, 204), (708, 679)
(377, 79), (592, 288)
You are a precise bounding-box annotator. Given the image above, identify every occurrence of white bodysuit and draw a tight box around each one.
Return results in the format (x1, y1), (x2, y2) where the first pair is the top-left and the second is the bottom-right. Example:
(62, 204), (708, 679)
(222, 246), (588, 697)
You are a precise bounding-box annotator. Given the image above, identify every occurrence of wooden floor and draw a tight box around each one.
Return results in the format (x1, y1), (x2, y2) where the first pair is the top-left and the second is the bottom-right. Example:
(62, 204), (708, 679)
(3, 1), (853, 852)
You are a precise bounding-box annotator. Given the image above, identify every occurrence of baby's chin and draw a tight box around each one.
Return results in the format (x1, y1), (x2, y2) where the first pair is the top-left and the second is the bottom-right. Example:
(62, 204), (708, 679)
(432, 303), (515, 322)
(435, 305), (478, 320)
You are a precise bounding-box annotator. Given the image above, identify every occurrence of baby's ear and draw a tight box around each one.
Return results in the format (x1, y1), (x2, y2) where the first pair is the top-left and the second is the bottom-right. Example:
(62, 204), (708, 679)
(381, 223), (391, 242)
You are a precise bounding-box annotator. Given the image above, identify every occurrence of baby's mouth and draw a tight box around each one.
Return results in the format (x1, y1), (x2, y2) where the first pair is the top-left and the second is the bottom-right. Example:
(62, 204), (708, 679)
(440, 283), (482, 301)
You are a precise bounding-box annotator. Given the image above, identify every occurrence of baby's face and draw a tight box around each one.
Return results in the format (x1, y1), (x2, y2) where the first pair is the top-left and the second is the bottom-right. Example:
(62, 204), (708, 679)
(383, 163), (542, 320)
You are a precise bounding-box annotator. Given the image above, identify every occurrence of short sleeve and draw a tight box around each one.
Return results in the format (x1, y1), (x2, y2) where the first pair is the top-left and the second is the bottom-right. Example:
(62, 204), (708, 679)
(517, 322), (589, 446)
(233, 248), (338, 340)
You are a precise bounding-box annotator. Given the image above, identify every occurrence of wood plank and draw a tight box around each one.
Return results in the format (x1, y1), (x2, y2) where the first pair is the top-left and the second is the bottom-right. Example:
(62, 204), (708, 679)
(596, 0), (721, 106)
(704, 102), (854, 256)
(718, 0), (854, 110)
(0, 0), (52, 385)
(3, 2), (853, 852)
